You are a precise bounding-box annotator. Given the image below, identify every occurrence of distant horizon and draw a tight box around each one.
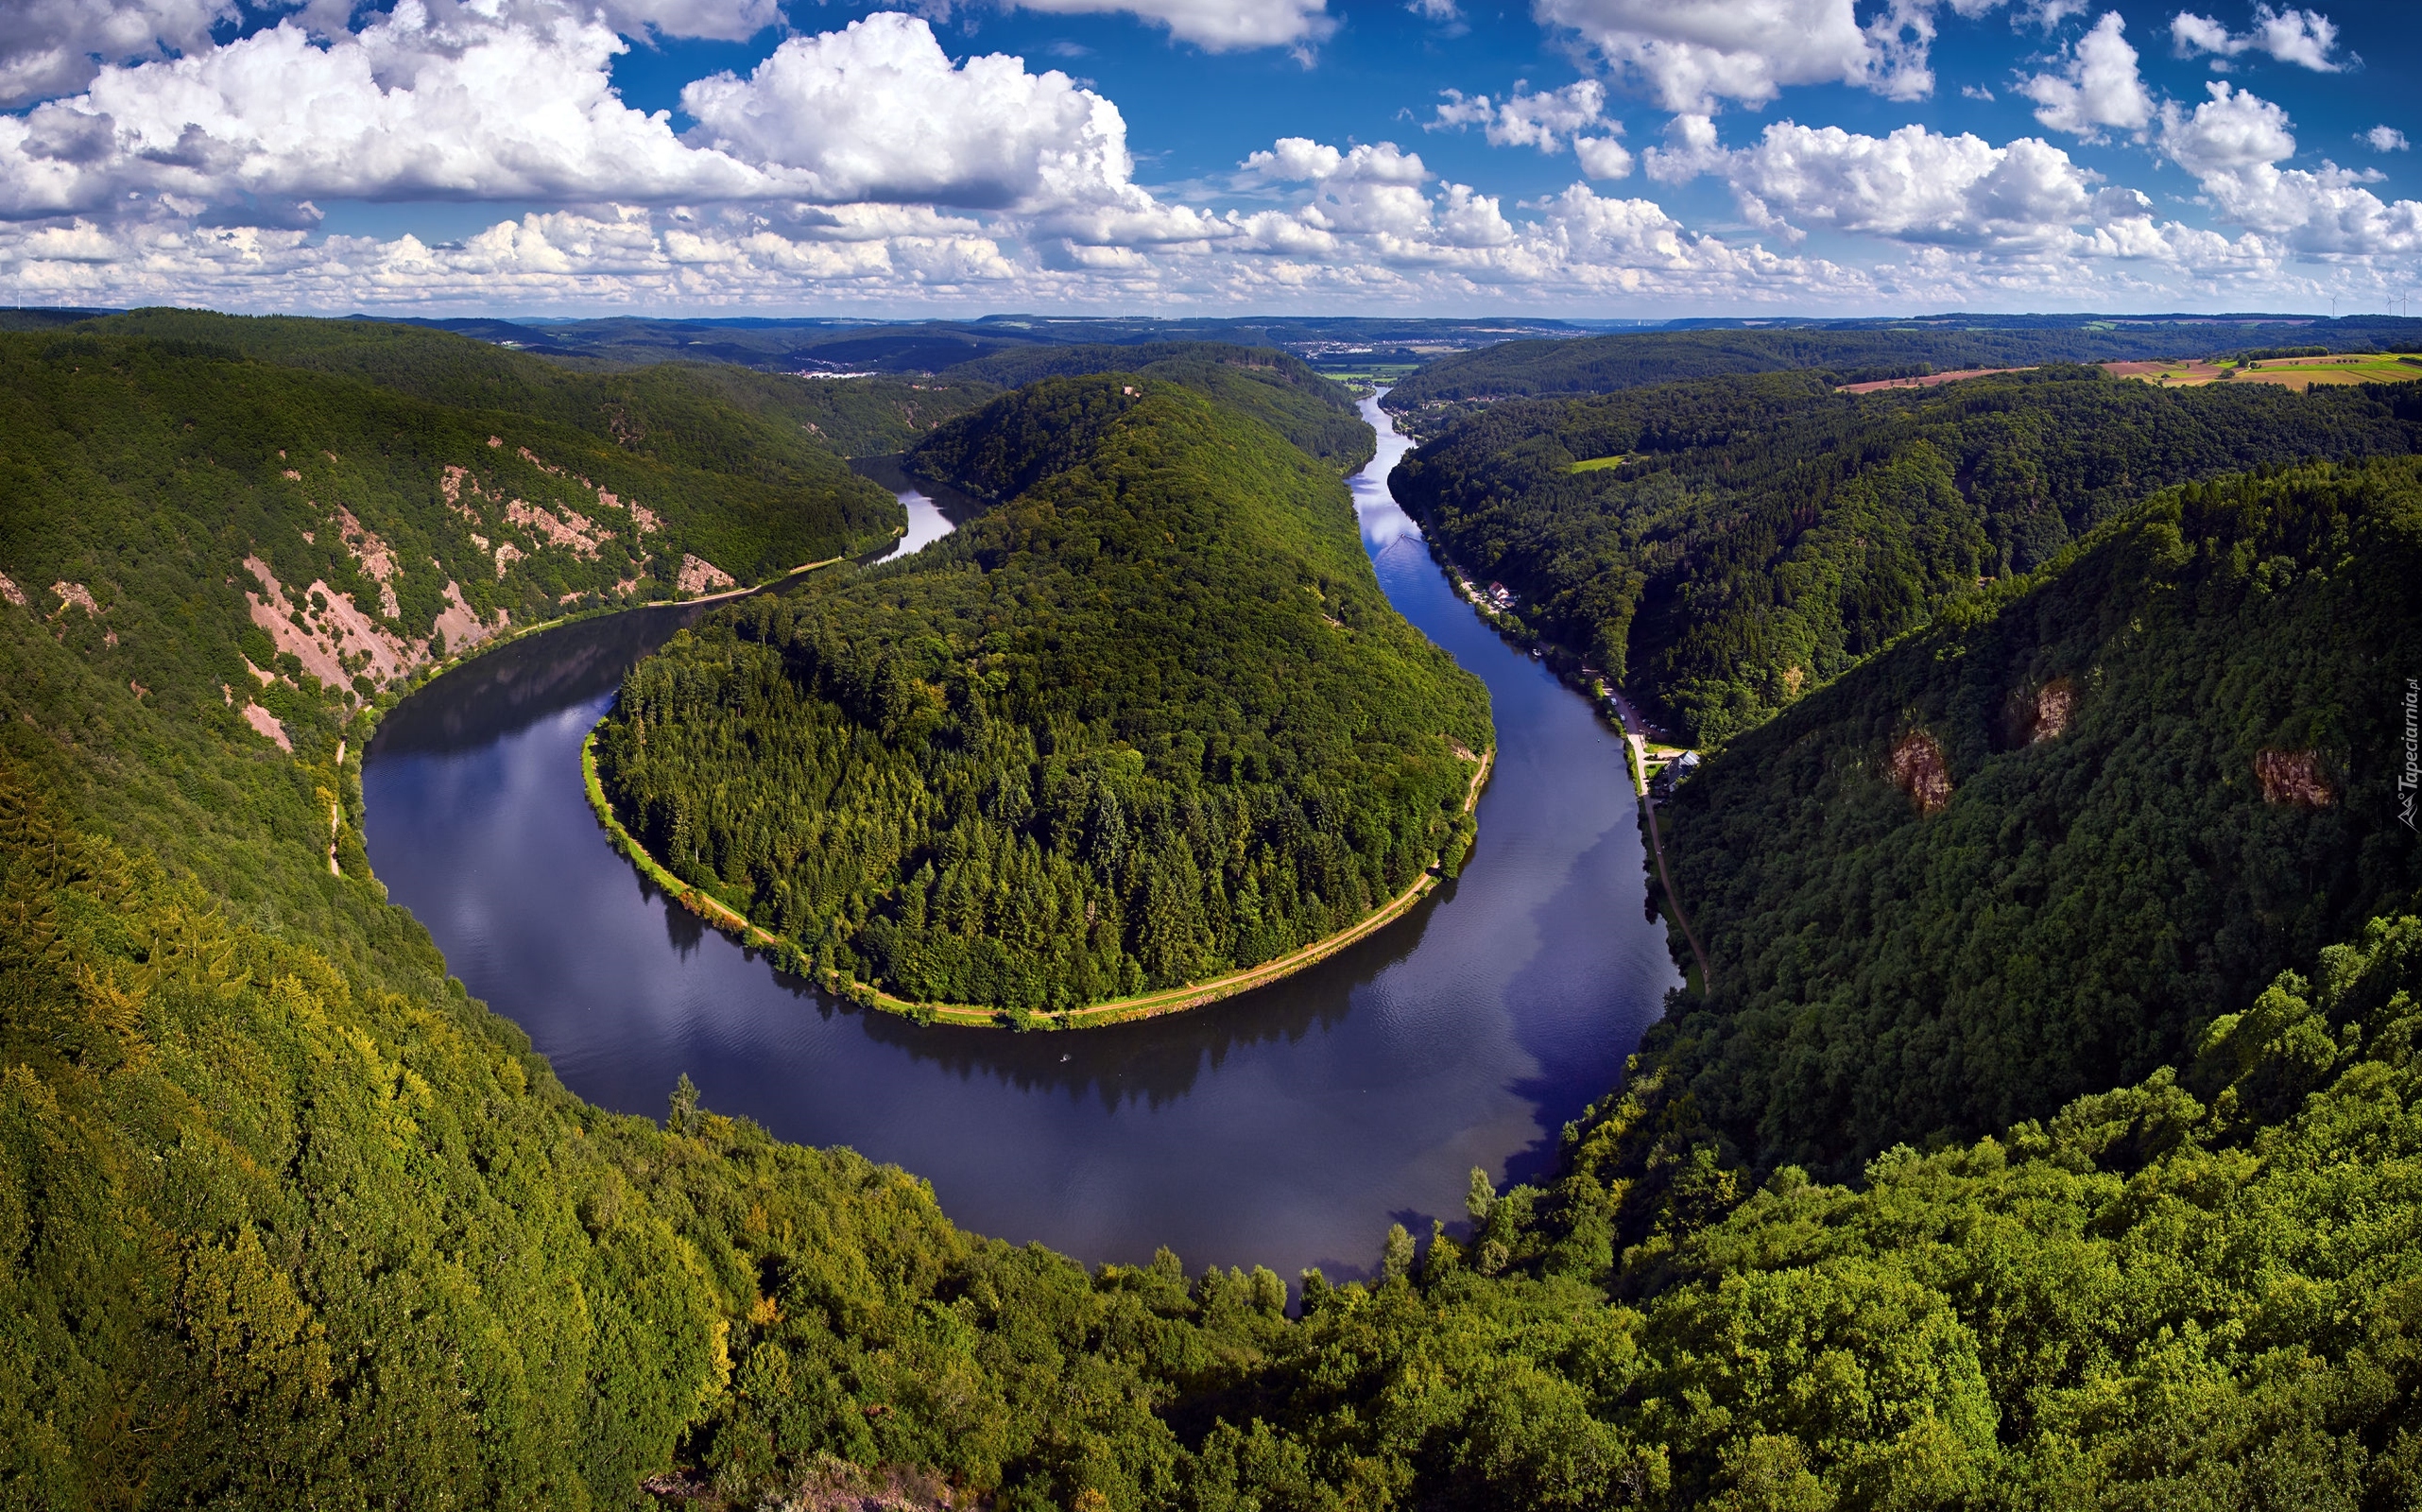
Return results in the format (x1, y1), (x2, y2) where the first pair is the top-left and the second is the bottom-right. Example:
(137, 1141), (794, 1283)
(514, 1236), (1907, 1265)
(13, 305), (2416, 329)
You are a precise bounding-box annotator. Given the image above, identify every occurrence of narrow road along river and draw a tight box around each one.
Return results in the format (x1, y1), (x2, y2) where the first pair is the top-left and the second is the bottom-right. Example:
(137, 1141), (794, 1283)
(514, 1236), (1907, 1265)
(363, 394), (1680, 1283)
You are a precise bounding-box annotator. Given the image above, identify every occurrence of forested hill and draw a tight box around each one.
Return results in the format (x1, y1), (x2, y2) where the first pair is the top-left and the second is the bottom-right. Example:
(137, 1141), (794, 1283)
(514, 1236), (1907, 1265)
(87, 307), (996, 460)
(1382, 318), (2413, 409)
(938, 341), (1374, 473)
(1648, 455), (2422, 1177)
(1389, 367), (2422, 745)
(593, 375), (1491, 1012)
(0, 327), (901, 756)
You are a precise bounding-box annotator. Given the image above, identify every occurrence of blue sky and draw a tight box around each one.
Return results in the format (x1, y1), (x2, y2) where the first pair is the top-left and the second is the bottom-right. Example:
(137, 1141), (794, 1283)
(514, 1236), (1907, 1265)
(3, 0), (2417, 316)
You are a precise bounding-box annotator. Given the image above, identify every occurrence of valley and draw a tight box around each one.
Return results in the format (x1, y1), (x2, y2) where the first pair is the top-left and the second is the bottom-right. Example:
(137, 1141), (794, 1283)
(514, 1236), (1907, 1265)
(5, 311), (2421, 1509)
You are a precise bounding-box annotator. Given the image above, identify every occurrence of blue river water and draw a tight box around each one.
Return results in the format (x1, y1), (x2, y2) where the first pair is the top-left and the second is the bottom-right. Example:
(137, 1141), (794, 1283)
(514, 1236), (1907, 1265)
(363, 394), (1679, 1283)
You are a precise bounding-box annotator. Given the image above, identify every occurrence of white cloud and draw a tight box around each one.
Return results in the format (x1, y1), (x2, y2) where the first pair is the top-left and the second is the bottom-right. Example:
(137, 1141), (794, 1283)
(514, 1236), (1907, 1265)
(0, 3), (773, 218)
(1642, 112), (1726, 184)
(0, 0), (785, 112)
(2011, 0), (2088, 26)
(2157, 82), (2422, 254)
(1406, 0), (1460, 19)
(2170, 6), (2344, 71)
(2158, 80), (2294, 179)
(2362, 126), (2409, 153)
(1428, 79), (1608, 152)
(1962, 83), (1995, 100)
(2018, 12), (2153, 141)
(681, 14), (1158, 221)
(0, 8), (1220, 250)
(1218, 134), (1823, 294)
(1242, 138), (1427, 187)
(1532, 0), (1940, 113)
(4, 0), (2418, 318)
(999, 0), (1333, 52)
(1718, 121), (2094, 249)
(0, 0), (236, 109)
(1574, 135), (1634, 180)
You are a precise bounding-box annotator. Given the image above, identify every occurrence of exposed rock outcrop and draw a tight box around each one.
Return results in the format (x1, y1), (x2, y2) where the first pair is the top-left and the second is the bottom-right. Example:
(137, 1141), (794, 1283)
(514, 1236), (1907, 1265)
(2254, 748), (2333, 807)
(1888, 728), (1953, 815)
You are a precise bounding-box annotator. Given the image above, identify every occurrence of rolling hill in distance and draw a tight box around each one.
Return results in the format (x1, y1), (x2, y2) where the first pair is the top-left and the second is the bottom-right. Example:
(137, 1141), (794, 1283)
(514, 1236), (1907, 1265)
(3, 308), (2422, 1507)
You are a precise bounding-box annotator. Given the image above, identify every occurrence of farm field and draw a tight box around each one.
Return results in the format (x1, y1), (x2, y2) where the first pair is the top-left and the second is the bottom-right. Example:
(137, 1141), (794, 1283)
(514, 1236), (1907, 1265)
(2106, 352), (2422, 388)
(1834, 365), (2036, 392)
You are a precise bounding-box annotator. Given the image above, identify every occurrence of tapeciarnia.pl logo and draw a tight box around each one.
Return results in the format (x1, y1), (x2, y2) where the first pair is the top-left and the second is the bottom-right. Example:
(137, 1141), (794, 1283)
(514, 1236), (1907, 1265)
(2403, 676), (2419, 832)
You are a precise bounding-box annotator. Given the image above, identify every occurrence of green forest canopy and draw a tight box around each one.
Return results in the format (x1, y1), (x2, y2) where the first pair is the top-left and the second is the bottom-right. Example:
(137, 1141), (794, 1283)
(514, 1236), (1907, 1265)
(1388, 367), (2422, 746)
(936, 341), (1377, 473)
(593, 374), (1490, 1012)
(1649, 455), (2422, 1178)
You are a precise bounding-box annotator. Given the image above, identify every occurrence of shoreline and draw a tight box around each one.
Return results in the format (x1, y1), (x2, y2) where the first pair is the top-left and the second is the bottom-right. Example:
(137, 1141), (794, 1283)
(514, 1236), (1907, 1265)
(336, 548), (863, 897)
(582, 730), (1492, 1030)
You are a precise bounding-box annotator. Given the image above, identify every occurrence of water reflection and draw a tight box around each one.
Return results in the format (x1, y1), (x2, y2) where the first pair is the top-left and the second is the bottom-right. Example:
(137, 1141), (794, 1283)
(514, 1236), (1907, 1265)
(363, 393), (1680, 1283)
(851, 456), (984, 565)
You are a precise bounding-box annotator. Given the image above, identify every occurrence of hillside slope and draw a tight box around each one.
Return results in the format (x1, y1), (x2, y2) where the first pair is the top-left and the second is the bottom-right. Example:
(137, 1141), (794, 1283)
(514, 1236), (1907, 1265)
(0, 328), (901, 754)
(593, 376), (1490, 1012)
(1654, 456), (2422, 1173)
(1389, 368), (2422, 744)
(92, 308), (993, 462)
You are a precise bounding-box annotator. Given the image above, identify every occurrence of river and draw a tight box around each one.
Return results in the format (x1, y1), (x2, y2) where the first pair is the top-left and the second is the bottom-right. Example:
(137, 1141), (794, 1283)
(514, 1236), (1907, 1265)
(362, 393), (1680, 1283)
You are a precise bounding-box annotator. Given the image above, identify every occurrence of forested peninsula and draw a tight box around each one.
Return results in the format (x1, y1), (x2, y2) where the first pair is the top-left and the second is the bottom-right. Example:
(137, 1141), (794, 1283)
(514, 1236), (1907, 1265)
(592, 374), (1491, 1017)
(6, 312), (2422, 1508)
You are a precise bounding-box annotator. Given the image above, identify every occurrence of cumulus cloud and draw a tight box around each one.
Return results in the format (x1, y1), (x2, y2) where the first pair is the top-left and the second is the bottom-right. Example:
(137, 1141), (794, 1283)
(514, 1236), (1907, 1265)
(2156, 82), (2422, 254)
(2170, 6), (2345, 71)
(1721, 121), (2094, 249)
(2, 0), (2413, 318)
(1221, 134), (1813, 294)
(0, 0), (787, 112)
(682, 14), (1159, 222)
(1003, 0), (1333, 52)
(1428, 79), (1610, 152)
(2018, 12), (2153, 141)
(0, 3), (780, 218)
(1233, 138), (1444, 251)
(2361, 125), (2409, 152)
(0, 0), (234, 109)
(1532, 0), (1940, 113)
(0, 8), (1219, 249)
(2157, 80), (2294, 179)
(1642, 112), (1726, 185)
(1574, 135), (1635, 180)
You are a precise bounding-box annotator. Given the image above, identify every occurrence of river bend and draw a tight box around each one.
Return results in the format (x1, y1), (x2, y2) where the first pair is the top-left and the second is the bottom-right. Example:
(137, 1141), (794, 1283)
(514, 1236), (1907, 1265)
(363, 395), (1679, 1282)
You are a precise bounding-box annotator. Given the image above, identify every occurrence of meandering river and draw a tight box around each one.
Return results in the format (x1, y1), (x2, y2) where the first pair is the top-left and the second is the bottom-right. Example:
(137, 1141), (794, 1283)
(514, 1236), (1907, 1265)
(363, 394), (1679, 1283)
